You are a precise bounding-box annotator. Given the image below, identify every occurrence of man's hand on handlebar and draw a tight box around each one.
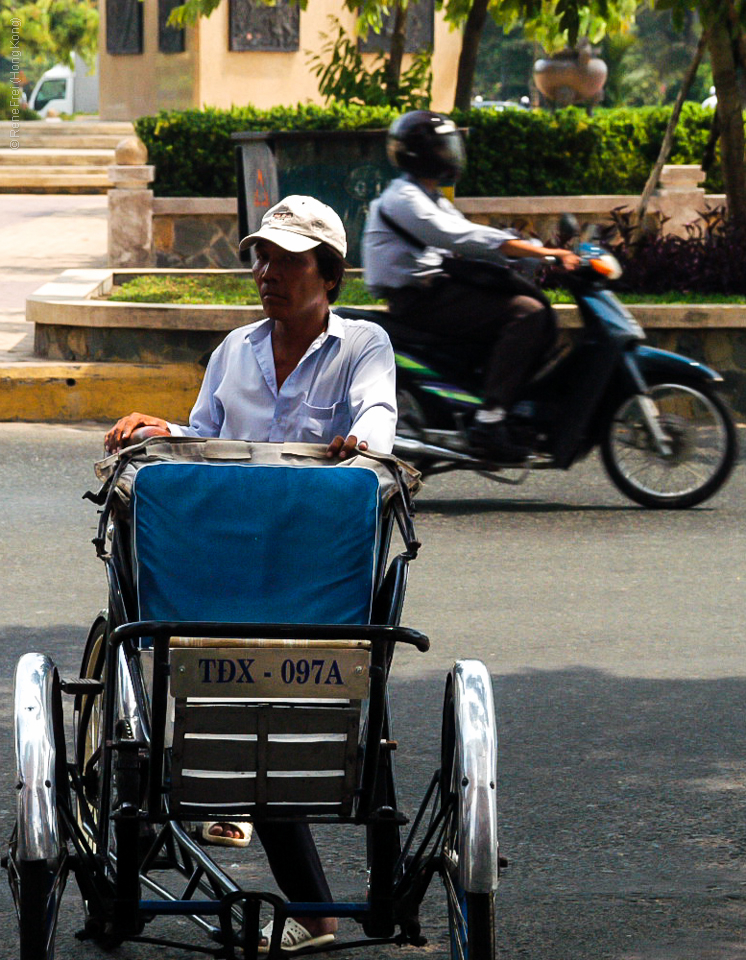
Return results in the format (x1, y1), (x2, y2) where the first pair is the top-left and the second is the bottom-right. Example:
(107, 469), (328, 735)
(500, 238), (580, 271)
(551, 249), (581, 271)
(105, 413), (171, 453)
(326, 435), (368, 460)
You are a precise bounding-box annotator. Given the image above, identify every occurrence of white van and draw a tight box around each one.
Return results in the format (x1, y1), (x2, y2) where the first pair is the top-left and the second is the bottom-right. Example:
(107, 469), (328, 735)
(28, 54), (98, 117)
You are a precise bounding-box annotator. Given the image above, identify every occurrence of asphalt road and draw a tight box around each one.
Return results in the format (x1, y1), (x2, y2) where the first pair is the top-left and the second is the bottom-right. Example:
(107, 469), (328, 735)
(2, 422), (746, 959)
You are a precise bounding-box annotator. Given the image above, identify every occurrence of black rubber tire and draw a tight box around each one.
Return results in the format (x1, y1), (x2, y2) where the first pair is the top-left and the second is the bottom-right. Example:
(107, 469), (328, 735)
(12, 848), (68, 960)
(440, 678), (496, 960)
(601, 380), (738, 509)
(462, 893), (496, 960)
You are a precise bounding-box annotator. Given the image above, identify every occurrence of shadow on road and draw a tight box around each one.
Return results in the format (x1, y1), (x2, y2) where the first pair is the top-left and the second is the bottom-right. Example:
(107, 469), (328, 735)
(2, 626), (746, 959)
(416, 497), (643, 515)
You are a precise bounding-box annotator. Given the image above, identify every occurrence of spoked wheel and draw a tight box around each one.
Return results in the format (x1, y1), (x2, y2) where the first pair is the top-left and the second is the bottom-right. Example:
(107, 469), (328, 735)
(439, 663), (498, 960)
(9, 654), (71, 960)
(601, 381), (738, 508)
(73, 615), (108, 847)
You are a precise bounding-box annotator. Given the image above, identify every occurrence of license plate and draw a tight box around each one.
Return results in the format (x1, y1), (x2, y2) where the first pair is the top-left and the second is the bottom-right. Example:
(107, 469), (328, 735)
(169, 643), (370, 700)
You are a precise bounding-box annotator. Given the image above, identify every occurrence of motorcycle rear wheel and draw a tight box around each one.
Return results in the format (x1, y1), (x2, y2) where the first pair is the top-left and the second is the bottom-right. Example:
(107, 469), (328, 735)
(601, 380), (738, 509)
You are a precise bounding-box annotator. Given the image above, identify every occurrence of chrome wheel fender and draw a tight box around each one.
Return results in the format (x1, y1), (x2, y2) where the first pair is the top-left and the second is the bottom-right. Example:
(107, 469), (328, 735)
(452, 659), (499, 893)
(14, 653), (62, 861)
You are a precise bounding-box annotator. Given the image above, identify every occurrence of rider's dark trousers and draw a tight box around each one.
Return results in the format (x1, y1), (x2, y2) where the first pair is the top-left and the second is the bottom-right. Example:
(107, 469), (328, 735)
(387, 278), (557, 409)
(256, 823), (332, 903)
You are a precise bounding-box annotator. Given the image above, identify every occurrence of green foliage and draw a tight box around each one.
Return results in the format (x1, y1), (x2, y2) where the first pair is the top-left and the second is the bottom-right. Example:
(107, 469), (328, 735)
(308, 18), (432, 110)
(655, 0), (746, 33)
(453, 102), (724, 195)
(439, 0), (636, 53)
(166, 0), (223, 28)
(0, 0), (97, 64)
(0, 80), (39, 118)
(601, 6), (712, 107)
(136, 102), (724, 198)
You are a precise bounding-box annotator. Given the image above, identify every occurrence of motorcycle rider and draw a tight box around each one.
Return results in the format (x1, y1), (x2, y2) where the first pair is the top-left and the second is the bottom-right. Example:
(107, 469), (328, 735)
(363, 110), (579, 460)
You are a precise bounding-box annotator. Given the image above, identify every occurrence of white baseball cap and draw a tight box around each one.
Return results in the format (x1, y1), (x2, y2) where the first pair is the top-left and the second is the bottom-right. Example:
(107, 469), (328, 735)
(239, 195), (347, 258)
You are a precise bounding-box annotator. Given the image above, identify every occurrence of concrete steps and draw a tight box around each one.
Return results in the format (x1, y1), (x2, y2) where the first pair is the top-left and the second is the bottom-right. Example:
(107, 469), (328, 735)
(0, 149), (115, 166)
(0, 120), (135, 193)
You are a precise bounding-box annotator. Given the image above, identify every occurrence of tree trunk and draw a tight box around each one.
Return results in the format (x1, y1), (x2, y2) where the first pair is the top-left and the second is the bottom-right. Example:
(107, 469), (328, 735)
(385, 2), (408, 97)
(452, 0), (490, 111)
(635, 32), (707, 228)
(702, 108), (720, 175)
(707, 11), (746, 223)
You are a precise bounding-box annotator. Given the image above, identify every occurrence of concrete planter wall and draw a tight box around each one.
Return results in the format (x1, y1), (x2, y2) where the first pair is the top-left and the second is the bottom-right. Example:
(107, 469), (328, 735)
(109, 155), (719, 269)
(152, 198), (242, 269)
(27, 268), (746, 417)
(141, 189), (725, 270)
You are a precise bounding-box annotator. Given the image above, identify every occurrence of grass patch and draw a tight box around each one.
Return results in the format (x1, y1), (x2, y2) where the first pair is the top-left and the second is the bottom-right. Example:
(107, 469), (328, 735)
(547, 289), (746, 305)
(108, 273), (385, 306)
(108, 274), (746, 308)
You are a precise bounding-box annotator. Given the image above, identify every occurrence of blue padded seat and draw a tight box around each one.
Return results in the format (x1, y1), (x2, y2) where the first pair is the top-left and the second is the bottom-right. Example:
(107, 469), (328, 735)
(132, 462), (381, 626)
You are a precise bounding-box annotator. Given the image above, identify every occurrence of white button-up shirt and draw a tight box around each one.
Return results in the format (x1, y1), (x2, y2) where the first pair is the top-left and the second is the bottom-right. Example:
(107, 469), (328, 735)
(169, 311), (397, 453)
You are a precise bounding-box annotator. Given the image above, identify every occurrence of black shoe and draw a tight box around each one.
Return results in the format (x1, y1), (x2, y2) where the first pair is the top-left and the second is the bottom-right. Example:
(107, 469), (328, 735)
(469, 419), (531, 463)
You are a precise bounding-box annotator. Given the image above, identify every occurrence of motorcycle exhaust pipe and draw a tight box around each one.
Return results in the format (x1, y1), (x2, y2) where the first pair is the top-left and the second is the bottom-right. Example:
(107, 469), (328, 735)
(394, 436), (478, 463)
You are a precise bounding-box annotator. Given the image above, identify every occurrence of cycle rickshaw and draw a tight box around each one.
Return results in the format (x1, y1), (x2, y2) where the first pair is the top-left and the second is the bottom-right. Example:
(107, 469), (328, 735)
(6, 438), (499, 959)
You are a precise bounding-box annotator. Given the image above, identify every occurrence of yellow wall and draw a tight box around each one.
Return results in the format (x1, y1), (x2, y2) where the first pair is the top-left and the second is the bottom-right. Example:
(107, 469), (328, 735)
(196, 1), (459, 112)
(99, 0), (460, 120)
(99, 0), (198, 120)
(431, 13), (460, 112)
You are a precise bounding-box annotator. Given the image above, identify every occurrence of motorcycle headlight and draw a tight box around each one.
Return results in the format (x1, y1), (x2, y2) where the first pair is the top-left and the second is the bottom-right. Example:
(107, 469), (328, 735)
(589, 254), (622, 280)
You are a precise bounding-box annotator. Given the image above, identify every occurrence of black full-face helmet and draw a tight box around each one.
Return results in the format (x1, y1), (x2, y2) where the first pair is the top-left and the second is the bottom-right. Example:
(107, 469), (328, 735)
(387, 110), (466, 182)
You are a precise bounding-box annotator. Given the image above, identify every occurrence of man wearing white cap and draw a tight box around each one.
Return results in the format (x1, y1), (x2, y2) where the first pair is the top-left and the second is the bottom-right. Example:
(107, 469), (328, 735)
(104, 196), (398, 951)
(105, 195), (397, 460)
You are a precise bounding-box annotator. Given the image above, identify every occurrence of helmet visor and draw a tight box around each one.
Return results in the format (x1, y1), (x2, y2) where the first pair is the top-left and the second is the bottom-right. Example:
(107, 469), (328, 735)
(431, 129), (466, 183)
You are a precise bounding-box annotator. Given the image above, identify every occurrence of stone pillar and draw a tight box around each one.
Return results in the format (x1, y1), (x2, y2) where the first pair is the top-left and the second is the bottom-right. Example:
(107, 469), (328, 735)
(653, 164), (707, 237)
(108, 136), (156, 267)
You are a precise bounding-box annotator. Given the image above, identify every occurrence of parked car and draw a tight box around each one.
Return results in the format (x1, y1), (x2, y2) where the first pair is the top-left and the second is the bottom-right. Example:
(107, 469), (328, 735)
(471, 95), (530, 110)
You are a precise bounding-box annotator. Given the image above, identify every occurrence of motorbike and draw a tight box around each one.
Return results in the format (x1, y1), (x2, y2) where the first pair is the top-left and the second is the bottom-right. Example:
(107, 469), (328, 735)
(339, 240), (739, 509)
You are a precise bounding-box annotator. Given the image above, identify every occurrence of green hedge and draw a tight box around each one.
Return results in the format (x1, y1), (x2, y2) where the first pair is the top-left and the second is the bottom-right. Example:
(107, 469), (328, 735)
(452, 103), (722, 195)
(135, 101), (724, 198)
(0, 82), (39, 120)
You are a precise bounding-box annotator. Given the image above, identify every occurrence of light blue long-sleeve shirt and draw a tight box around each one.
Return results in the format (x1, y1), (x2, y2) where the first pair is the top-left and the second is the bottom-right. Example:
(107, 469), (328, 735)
(363, 174), (516, 294)
(168, 311), (397, 453)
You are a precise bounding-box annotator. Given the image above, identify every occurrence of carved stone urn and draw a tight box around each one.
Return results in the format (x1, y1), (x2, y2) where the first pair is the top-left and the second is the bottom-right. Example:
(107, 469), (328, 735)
(533, 38), (607, 107)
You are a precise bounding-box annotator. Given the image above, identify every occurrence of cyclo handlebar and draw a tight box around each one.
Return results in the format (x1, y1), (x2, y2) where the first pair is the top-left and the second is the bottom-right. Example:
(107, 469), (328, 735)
(108, 620), (430, 652)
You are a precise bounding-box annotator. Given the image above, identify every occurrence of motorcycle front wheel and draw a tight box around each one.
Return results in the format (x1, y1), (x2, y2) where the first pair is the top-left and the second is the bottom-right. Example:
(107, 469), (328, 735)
(601, 381), (738, 509)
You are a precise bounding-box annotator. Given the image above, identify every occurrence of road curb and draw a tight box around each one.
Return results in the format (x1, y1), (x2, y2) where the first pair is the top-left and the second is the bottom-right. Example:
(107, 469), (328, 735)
(0, 361), (202, 423)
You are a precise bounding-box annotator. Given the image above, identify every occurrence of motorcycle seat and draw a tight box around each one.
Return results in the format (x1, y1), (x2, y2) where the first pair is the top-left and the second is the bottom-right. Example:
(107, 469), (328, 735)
(334, 307), (462, 349)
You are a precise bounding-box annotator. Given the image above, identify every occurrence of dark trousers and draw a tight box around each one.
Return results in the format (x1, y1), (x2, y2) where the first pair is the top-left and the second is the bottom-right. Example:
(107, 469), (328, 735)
(255, 822), (332, 903)
(387, 277), (557, 409)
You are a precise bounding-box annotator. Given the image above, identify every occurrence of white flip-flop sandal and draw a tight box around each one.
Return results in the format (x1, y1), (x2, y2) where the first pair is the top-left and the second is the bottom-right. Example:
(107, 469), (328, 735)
(199, 821), (253, 848)
(258, 918), (335, 954)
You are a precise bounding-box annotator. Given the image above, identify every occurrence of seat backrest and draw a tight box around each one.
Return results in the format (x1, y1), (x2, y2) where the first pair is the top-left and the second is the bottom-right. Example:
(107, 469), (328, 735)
(131, 462), (382, 626)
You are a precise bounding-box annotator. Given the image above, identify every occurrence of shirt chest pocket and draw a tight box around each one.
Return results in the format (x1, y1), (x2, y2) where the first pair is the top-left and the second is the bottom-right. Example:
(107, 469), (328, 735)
(298, 400), (352, 442)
